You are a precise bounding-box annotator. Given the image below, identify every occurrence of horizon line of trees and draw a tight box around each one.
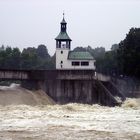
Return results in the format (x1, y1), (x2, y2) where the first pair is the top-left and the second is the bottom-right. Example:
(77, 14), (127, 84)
(0, 27), (140, 78)
(0, 44), (55, 70)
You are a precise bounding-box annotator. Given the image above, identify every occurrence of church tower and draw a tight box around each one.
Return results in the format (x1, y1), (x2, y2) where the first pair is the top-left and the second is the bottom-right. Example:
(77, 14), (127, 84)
(55, 13), (72, 69)
(55, 14), (95, 70)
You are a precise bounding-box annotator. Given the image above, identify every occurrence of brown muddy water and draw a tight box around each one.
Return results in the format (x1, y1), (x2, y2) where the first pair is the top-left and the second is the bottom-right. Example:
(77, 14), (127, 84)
(0, 84), (139, 140)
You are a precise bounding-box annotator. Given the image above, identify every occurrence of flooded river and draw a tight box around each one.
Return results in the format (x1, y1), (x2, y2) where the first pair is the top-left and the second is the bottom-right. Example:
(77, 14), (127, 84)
(0, 84), (139, 140)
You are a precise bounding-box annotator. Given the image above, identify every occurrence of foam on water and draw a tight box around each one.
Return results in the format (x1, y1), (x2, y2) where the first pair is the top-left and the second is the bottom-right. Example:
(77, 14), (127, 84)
(122, 98), (140, 108)
(0, 84), (139, 140)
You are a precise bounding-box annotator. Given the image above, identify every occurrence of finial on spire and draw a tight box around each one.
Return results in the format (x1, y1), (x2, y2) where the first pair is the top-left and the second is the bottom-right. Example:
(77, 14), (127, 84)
(63, 11), (65, 18)
(61, 11), (66, 24)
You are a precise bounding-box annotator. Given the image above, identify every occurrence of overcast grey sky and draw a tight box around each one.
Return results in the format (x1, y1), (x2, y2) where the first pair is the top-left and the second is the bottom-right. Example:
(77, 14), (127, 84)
(0, 0), (140, 55)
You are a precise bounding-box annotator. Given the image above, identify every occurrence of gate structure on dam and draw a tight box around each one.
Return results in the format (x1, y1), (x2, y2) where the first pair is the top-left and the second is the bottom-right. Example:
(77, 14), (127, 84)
(0, 69), (125, 106)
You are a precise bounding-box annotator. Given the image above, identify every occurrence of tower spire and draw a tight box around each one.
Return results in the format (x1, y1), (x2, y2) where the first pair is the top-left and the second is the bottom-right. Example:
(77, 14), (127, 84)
(63, 11), (65, 19)
(61, 11), (66, 24)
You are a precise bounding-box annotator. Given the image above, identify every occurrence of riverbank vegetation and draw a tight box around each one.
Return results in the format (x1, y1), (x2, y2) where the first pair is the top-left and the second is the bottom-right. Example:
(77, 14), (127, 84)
(0, 27), (140, 78)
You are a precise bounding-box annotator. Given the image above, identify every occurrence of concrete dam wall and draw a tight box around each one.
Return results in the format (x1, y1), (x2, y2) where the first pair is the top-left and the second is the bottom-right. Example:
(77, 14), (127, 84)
(21, 70), (125, 106)
(0, 69), (124, 106)
(45, 79), (122, 106)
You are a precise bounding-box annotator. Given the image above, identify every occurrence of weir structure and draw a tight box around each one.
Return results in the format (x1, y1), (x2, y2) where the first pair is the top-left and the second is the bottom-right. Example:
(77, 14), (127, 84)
(0, 69), (125, 106)
(0, 15), (126, 106)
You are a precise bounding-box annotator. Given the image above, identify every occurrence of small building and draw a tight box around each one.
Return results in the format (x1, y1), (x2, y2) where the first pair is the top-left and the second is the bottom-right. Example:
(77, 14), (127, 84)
(55, 14), (96, 70)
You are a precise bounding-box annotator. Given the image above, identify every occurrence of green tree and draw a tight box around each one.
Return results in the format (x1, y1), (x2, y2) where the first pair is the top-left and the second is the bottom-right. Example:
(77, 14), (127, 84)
(21, 47), (38, 69)
(4, 47), (13, 69)
(20, 45), (55, 70)
(11, 48), (21, 69)
(0, 46), (6, 69)
(117, 28), (140, 77)
(37, 44), (50, 59)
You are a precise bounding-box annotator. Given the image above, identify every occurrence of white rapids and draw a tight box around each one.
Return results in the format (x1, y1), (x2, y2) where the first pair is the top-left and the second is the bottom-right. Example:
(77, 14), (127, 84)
(0, 84), (139, 140)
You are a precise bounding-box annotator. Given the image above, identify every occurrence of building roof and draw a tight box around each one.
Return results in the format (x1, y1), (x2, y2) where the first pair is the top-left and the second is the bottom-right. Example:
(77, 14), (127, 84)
(55, 32), (72, 41)
(68, 51), (94, 60)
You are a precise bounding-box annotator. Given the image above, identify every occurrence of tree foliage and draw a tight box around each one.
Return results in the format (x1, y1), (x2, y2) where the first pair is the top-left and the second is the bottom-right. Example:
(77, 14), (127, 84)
(0, 45), (55, 70)
(117, 28), (140, 77)
(96, 27), (140, 77)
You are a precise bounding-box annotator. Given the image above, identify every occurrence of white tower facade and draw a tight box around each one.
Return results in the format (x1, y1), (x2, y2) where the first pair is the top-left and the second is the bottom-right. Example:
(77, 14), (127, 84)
(55, 14), (96, 70)
(55, 14), (72, 69)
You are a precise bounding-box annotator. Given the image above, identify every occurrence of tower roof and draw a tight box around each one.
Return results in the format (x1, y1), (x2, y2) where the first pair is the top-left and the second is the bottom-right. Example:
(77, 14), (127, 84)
(55, 13), (72, 41)
(61, 12), (67, 24)
(61, 17), (67, 24)
(55, 32), (71, 41)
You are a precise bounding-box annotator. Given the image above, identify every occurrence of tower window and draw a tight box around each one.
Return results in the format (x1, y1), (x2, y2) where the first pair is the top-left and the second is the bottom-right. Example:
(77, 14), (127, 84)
(72, 61), (80, 66)
(61, 61), (63, 64)
(81, 61), (89, 66)
(61, 42), (66, 48)
(61, 51), (63, 54)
